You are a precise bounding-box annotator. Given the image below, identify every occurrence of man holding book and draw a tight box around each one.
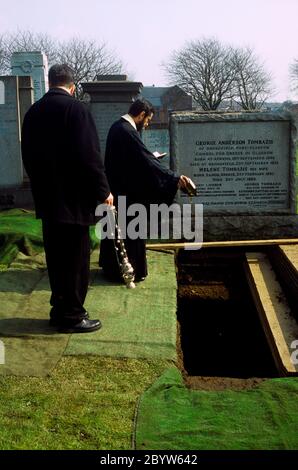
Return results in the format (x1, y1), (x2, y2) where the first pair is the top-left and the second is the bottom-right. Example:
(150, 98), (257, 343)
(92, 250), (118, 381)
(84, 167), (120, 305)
(99, 98), (194, 282)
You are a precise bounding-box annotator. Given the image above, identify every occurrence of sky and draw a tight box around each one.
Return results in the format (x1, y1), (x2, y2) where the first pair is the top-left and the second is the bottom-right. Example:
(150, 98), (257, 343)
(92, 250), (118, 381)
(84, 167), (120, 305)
(0, 0), (297, 102)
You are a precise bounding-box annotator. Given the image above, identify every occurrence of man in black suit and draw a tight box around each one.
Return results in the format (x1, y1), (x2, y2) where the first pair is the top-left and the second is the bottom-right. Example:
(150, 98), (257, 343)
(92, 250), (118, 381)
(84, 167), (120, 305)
(22, 64), (113, 333)
(99, 99), (190, 282)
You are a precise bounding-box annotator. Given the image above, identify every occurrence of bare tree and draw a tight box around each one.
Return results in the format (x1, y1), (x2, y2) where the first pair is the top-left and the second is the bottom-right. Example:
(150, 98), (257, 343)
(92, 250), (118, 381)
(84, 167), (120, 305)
(56, 37), (124, 98)
(290, 58), (298, 93)
(0, 31), (124, 99)
(0, 36), (5, 75)
(163, 38), (236, 110)
(231, 47), (273, 110)
(0, 34), (6, 74)
(0, 30), (58, 74)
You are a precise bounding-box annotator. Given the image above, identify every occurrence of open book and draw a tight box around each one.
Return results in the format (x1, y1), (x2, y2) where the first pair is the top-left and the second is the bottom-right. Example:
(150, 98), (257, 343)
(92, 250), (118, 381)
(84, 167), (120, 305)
(153, 151), (167, 159)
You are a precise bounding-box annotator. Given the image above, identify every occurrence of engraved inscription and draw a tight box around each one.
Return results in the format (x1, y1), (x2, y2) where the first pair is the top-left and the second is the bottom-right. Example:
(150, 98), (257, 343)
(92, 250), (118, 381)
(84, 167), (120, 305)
(177, 121), (290, 210)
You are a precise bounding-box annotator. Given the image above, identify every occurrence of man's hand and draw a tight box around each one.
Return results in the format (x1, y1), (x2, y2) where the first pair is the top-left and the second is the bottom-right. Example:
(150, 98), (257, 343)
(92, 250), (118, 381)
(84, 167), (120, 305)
(103, 192), (114, 206)
(178, 175), (190, 191)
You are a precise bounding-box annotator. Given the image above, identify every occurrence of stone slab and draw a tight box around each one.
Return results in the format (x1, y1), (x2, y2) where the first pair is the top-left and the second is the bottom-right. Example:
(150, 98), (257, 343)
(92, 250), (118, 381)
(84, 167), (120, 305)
(170, 111), (297, 215)
(202, 215), (298, 241)
(0, 76), (23, 187)
(90, 101), (130, 154)
(142, 127), (170, 169)
(82, 80), (142, 103)
(82, 80), (142, 155)
(11, 51), (48, 102)
(245, 252), (298, 375)
(0, 184), (34, 209)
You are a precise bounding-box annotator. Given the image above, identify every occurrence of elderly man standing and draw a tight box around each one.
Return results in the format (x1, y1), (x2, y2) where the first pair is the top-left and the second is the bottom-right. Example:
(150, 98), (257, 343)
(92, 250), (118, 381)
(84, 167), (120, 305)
(22, 64), (113, 333)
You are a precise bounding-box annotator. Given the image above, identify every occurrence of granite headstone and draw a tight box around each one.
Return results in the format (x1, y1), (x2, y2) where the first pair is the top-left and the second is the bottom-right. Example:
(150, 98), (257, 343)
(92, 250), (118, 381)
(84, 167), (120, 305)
(11, 51), (48, 102)
(142, 126), (170, 169)
(82, 76), (142, 155)
(0, 81), (4, 105)
(170, 111), (297, 240)
(0, 76), (23, 187)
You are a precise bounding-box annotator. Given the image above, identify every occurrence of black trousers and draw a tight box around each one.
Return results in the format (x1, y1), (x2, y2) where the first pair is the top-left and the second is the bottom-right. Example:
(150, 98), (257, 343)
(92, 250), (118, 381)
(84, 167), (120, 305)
(42, 220), (90, 323)
(99, 237), (147, 281)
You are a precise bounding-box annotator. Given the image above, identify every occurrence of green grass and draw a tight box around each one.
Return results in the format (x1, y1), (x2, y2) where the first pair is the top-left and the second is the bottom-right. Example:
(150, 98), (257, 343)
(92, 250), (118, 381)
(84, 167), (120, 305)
(0, 356), (171, 450)
(136, 367), (298, 450)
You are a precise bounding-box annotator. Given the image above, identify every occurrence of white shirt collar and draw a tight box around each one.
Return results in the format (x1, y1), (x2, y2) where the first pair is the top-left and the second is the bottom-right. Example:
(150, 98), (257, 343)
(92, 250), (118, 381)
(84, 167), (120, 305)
(122, 114), (137, 130)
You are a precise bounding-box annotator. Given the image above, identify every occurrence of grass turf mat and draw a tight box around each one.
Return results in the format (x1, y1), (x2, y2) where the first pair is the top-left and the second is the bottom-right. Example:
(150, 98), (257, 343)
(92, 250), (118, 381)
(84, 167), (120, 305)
(0, 210), (43, 268)
(65, 250), (177, 361)
(135, 367), (298, 450)
(0, 253), (69, 376)
(0, 209), (99, 269)
(0, 356), (170, 450)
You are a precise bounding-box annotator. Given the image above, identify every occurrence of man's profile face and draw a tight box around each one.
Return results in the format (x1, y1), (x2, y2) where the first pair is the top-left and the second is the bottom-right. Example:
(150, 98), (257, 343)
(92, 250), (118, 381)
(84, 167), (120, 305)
(136, 112), (153, 131)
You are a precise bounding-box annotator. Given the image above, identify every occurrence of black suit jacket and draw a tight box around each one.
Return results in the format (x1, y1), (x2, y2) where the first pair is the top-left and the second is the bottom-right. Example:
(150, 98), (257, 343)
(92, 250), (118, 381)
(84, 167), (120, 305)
(105, 118), (180, 206)
(21, 88), (110, 225)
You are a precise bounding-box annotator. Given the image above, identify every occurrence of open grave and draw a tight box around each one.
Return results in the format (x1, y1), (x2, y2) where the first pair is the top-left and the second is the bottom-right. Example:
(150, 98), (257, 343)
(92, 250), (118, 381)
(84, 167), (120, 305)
(175, 244), (298, 390)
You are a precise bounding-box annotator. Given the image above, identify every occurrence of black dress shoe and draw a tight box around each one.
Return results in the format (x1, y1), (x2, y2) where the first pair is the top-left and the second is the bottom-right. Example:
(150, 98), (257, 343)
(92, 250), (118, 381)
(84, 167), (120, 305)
(58, 318), (102, 334)
(49, 312), (89, 327)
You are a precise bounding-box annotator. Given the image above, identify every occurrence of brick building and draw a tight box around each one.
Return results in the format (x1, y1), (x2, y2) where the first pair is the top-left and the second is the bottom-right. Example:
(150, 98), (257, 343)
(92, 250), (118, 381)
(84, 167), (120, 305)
(141, 85), (192, 125)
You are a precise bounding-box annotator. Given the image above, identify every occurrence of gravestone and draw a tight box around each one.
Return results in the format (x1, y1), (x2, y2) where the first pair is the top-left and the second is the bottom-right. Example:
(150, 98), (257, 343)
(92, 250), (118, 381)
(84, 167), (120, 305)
(170, 111), (298, 240)
(0, 76), (22, 187)
(11, 51), (48, 102)
(18, 76), (34, 126)
(18, 76), (34, 186)
(0, 81), (4, 104)
(82, 76), (142, 155)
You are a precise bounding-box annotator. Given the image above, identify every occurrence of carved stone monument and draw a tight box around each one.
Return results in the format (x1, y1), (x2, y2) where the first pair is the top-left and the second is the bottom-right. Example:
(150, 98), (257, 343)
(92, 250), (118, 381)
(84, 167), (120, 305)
(82, 75), (142, 155)
(142, 125), (170, 169)
(0, 76), (22, 187)
(11, 51), (48, 102)
(170, 111), (298, 240)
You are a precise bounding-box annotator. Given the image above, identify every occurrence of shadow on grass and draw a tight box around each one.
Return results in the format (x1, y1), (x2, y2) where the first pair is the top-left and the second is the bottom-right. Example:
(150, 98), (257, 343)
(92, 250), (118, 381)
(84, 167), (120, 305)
(90, 269), (125, 287)
(0, 268), (45, 294)
(0, 318), (63, 336)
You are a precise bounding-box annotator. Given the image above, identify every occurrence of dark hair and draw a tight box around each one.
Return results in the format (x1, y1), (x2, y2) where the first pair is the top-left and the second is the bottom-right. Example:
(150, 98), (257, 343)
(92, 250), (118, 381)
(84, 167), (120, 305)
(48, 64), (75, 87)
(128, 99), (155, 117)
